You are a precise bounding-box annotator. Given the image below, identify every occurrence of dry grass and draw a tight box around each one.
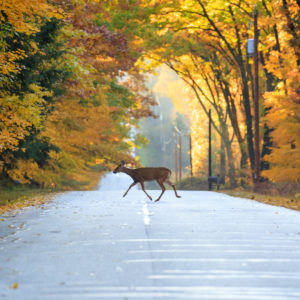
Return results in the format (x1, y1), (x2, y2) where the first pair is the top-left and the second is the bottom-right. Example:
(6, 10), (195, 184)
(0, 188), (61, 215)
(221, 189), (300, 211)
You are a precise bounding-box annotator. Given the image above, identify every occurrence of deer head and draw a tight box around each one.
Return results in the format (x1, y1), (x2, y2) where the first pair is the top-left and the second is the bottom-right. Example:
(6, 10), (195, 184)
(113, 160), (125, 173)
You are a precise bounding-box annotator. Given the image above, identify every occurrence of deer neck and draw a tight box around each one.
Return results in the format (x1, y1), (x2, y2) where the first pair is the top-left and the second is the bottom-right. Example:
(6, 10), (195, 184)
(121, 167), (134, 178)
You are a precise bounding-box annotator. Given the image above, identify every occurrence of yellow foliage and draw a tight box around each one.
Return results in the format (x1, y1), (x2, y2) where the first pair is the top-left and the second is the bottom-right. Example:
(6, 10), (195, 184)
(0, 0), (63, 76)
(7, 159), (40, 184)
(189, 99), (209, 176)
(152, 65), (190, 115)
(7, 158), (61, 188)
(9, 283), (18, 289)
(0, 85), (52, 153)
(0, 0), (63, 35)
(95, 158), (105, 164)
(0, 50), (26, 76)
(263, 69), (300, 182)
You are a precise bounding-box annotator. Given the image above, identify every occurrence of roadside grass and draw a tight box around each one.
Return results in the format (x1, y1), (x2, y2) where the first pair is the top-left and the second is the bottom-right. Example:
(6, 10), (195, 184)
(176, 176), (300, 212)
(0, 168), (104, 214)
(0, 187), (59, 215)
(176, 176), (207, 190)
(220, 189), (300, 211)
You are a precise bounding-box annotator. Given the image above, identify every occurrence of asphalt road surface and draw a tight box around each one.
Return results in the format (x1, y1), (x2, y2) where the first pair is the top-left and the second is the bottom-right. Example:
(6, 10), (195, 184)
(1, 173), (300, 299)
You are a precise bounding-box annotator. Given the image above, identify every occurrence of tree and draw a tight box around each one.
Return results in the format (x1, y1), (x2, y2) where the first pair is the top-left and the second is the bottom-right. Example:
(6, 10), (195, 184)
(261, 0), (300, 182)
(0, 0), (157, 188)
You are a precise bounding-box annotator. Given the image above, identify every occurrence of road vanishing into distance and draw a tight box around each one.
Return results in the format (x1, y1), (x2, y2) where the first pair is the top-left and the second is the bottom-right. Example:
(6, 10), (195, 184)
(1, 173), (300, 299)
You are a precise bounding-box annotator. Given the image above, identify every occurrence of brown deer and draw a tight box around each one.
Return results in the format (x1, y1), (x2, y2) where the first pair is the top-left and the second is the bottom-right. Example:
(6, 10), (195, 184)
(113, 161), (181, 202)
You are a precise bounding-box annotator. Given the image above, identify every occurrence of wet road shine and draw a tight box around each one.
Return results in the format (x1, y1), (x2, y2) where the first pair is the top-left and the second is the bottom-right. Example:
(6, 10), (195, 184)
(1, 173), (300, 299)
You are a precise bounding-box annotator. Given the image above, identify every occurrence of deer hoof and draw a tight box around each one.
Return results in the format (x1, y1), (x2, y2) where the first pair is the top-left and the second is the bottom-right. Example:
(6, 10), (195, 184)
(155, 199), (160, 202)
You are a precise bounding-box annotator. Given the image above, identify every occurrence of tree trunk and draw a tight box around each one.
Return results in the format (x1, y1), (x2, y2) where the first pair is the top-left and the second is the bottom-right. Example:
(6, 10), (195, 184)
(217, 73), (248, 169)
(220, 123), (236, 188)
(240, 72), (255, 171)
(219, 137), (226, 181)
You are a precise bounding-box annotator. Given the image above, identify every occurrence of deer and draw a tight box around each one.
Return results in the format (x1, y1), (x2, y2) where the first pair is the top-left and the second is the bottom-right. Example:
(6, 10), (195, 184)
(113, 160), (181, 202)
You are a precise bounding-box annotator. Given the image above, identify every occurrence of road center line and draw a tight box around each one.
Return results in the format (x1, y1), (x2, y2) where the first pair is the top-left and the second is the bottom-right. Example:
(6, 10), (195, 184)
(143, 201), (150, 225)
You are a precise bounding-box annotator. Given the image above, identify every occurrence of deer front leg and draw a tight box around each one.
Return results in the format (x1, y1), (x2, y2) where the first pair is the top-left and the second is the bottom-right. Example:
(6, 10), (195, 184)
(123, 182), (137, 197)
(140, 181), (152, 201)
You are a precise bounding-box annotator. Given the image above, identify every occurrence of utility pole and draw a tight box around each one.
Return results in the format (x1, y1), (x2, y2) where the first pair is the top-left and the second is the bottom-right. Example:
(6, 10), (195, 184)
(174, 129), (178, 182)
(253, 5), (260, 184)
(208, 109), (212, 191)
(189, 134), (193, 177)
(179, 134), (182, 181)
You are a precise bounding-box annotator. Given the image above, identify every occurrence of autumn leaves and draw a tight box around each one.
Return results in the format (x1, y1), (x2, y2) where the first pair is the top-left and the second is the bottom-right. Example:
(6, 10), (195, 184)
(0, 0), (299, 189)
(0, 1), (155, 189)
(137, 0), (300, 184)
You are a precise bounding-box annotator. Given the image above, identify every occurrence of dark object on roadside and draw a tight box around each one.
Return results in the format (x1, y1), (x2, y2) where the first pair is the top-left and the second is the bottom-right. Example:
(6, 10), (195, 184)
(208, 176), (225, 190)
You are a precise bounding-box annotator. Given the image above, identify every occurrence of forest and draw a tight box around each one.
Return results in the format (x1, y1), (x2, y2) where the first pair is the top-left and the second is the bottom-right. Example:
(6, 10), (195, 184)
(0, 0), (299, 193)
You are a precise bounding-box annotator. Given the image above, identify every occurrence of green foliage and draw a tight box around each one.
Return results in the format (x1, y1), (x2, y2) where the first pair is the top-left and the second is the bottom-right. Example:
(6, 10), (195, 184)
(13, 135), (60, 168)
(3, 18), (70, 100)
(106, 81), (134, 108)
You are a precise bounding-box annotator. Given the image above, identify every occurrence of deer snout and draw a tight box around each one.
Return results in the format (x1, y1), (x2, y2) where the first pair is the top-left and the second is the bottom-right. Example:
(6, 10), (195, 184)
(113, 167), (120, 174)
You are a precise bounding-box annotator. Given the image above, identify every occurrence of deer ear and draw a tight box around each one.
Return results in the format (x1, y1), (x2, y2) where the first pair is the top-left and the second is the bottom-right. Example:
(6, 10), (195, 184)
(121, 160), (125, 165)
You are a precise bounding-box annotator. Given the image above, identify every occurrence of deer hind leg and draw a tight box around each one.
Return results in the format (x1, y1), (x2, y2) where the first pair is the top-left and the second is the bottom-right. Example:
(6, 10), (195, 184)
(140, 181), (152, 201)
(166, 180), (181, 198)
(155, 180), (166, 202)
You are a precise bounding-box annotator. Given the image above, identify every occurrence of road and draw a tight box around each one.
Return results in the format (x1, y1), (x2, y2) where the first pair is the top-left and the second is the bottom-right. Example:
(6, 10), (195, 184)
(1, 173), (300, 299)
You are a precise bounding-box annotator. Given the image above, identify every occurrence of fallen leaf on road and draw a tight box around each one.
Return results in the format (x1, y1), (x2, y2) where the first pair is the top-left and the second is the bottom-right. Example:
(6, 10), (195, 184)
(9, 283), (18, 289)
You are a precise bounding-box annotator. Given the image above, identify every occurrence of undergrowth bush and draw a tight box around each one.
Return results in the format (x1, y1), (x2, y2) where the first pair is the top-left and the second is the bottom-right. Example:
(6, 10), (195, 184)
(176, 177), (208, 190)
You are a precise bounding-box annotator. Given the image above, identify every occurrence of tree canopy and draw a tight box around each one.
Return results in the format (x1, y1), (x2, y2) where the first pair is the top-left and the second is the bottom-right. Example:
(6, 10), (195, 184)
(0, 0), (299, 189)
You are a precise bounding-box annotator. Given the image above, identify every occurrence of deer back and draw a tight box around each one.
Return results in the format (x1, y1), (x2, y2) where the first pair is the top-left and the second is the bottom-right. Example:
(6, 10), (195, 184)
(132, 167), (171, 182)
